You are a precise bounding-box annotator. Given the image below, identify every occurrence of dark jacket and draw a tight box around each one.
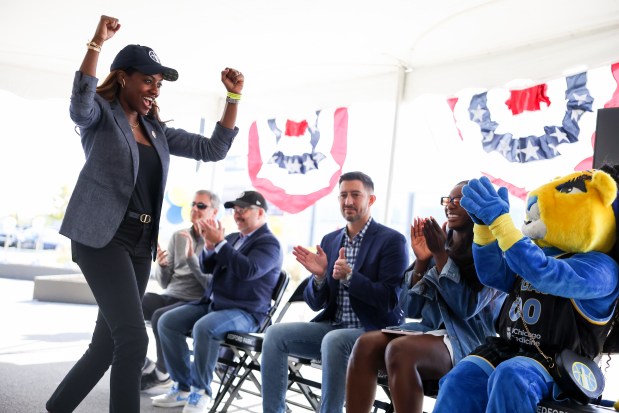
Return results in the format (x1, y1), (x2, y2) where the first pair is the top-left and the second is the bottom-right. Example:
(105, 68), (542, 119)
(60, 71), (237, 258)
(304, 219), (408, 330)
(199, 223), (283, 324)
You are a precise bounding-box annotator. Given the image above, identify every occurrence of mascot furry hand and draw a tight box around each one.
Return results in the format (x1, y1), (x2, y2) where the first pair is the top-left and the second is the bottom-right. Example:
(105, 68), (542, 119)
(433, 171), (619, 413)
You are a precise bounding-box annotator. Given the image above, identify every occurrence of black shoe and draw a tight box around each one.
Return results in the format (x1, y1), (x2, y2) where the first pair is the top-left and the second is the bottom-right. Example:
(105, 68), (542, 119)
(141, 369), (172, 391)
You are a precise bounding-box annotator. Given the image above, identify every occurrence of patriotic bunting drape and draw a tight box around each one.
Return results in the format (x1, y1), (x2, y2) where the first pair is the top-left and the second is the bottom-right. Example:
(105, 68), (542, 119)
(248, 108), (348, 213)
(448, 62), (619, 199)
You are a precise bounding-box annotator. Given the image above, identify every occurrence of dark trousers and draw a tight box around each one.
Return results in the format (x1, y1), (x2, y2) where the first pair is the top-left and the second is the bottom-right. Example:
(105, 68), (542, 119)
(142, 293), (187, 373)
(46, 219), (153, 413)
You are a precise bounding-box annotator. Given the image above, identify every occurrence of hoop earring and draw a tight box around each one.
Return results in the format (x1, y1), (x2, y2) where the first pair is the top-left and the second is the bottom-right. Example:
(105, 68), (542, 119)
(121, 78), (126, 88)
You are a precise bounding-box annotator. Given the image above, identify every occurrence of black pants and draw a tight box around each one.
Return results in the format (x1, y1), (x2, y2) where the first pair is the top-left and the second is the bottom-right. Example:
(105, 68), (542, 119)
(142, 293), (187, 373)
(46, 218), (153, 413)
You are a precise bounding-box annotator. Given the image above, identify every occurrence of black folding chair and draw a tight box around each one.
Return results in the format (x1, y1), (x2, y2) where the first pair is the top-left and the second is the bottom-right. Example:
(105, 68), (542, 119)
(265, 277), (324, 411)
(208, 270), (290, 412)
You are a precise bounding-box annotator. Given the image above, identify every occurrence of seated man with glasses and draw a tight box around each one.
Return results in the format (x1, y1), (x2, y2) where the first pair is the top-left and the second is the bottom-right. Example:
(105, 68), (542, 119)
(141, 190), (221, 391)
(261, 171), (409, 413)
(152, 190), (282, 413)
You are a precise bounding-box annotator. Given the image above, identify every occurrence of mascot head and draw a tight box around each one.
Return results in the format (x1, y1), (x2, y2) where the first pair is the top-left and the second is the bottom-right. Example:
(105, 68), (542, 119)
(522, 169), (618, 253)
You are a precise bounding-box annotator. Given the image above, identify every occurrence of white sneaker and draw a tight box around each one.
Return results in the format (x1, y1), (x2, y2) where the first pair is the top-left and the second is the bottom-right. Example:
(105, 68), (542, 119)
(151, 382), (190, 407)
(182, 387), (213, 413)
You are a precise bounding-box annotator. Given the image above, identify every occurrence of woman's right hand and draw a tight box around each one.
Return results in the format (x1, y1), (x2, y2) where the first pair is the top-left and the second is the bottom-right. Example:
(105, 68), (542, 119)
(410, 217), (432, 261)
(92, 15), (121, 45)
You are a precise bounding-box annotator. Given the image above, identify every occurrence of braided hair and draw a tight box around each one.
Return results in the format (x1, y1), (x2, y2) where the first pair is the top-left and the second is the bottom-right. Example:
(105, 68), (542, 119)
(446, 180), (483, 293)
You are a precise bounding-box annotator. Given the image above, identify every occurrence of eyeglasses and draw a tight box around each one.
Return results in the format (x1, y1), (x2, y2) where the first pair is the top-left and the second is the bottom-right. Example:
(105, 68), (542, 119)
(233, 206), (257, 215)
(440, 196), (462, 206)
(191, 202), (212, 210)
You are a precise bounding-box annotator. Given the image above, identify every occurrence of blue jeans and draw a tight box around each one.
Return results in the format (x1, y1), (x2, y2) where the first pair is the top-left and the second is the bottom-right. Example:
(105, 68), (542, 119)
(261, 321), (364, 413)
(158, 302), (258, 396)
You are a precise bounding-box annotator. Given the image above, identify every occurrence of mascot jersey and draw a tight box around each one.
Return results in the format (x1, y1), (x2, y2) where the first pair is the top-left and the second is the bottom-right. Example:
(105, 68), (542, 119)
(492, 247), (616, 360)
(433, 170), (619, 413)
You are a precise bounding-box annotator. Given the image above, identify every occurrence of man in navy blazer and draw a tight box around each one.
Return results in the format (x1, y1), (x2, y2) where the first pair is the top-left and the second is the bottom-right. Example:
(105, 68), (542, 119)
(261, 171), (409, 413)
(153, 191), (282, 412)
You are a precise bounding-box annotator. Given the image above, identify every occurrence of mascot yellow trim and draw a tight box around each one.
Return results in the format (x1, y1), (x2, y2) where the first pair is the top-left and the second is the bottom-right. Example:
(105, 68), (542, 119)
(473, 224), (496, 246)
(490, 214), (522, 251)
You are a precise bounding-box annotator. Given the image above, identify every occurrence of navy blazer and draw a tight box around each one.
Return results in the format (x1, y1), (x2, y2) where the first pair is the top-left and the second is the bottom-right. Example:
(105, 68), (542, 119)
(199, 223), (283, 324)
(60, 72), (237, 258)
(304, 219), (409, 331)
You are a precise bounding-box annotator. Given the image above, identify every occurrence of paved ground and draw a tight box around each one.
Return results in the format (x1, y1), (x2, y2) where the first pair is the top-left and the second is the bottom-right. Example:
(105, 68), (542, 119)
(0, 278), (321, 413)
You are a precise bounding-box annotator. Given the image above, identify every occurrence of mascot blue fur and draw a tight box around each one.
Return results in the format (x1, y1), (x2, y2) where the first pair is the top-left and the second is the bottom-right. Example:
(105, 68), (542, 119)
(433, 167), (619, 413)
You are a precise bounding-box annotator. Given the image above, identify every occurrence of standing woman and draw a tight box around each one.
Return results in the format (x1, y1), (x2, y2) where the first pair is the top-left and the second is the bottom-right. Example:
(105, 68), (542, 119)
(46, 15), (243, 413)
(345, 181), (504, 413)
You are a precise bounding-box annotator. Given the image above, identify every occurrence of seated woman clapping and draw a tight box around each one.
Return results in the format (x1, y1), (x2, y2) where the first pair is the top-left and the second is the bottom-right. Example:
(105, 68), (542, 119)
(345, 181), (505, 413)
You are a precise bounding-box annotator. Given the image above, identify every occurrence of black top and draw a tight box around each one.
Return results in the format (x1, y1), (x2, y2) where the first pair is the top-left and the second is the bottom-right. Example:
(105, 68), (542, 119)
(128, 143), (162, 215)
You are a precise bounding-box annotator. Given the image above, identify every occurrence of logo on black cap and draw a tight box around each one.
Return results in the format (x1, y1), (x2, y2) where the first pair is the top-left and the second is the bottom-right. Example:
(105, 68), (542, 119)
(224, 190), (268, 212)
(110, 44), (178, 82)
(148, 50), (161, 64)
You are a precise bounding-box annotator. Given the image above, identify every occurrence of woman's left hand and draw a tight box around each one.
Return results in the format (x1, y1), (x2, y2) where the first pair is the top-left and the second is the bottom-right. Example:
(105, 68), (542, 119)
(423, 217), (447, 255)
(221, 67), (244, 94)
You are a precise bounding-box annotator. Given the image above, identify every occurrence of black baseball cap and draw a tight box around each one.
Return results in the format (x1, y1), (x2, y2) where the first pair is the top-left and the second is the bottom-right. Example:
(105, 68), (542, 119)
(224, 191), (268, 212)
(110, 44), (178, 82)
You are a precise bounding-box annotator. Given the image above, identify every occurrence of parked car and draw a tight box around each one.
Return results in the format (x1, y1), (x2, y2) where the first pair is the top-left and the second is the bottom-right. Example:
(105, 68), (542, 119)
(17, 227), (63, 250)
(0, 232), (16, 247)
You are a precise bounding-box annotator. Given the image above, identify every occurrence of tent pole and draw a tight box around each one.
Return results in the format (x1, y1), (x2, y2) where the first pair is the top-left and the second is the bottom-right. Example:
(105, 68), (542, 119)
(384, 66), (407, 226)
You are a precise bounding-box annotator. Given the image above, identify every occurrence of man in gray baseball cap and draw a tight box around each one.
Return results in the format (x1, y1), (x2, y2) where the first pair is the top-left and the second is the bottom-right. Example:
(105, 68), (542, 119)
(153, 188), (280, 412)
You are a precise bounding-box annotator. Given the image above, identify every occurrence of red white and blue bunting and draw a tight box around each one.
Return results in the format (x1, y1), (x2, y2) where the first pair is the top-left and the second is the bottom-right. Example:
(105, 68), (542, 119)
(467, 73), (593, 163)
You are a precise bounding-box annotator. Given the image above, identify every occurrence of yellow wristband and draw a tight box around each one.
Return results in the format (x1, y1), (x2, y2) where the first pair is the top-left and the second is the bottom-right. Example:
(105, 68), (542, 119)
(226, 91), (242, 100)
(489, 213), (523, 251)
(473, 224), (496, 246)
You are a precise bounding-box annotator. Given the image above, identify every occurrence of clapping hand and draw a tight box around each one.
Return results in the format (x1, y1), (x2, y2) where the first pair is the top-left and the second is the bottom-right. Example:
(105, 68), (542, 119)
(293, 245), (328, 279)
(423, 217), (448, 255)
(461, 177), (510, 225)
(197, 218), (225, 245)
(156, 243), (169, 267)
(410, 217), (432, 261)
(178, 231), (195, 258)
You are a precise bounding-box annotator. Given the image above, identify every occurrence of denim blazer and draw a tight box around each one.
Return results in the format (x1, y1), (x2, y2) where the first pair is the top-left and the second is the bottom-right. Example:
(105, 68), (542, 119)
(60, 72), (237, 258)
(399, 258), (506, 363)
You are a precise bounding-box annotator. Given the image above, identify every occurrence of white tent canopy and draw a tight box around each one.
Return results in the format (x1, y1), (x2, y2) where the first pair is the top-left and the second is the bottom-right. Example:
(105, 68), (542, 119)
(2, 0), (619, 119)
(2, 0), (619, 229)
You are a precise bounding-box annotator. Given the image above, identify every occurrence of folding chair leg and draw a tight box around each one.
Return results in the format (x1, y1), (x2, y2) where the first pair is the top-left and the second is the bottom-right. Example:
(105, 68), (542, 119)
(285, 362), (321, 411)
(219, 365), (261, 412)
(210, 364), (243, 412)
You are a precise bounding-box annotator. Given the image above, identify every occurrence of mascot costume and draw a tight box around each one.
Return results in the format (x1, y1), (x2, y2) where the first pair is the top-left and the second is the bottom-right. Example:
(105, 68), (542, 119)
(433, 168), (619, 413)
